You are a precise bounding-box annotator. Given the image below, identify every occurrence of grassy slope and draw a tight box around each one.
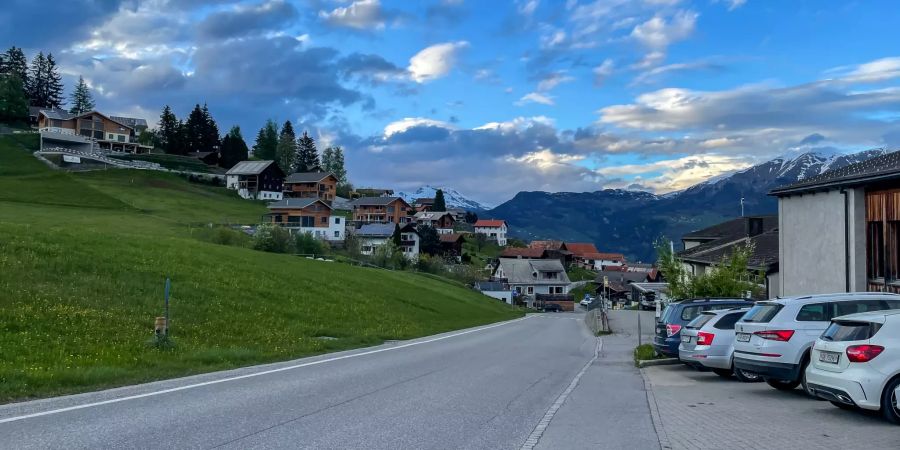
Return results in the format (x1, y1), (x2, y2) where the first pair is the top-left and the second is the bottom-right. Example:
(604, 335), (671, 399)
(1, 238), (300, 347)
(109, 153), (225, 174)
(0, 136), (521, 402)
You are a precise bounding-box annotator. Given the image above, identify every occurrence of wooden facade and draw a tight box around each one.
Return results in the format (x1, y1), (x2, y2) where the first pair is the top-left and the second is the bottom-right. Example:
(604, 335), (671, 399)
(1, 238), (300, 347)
(269, 200), (332, 227)
(353, 198), (412, 224)
(284, 174), (338, 203)
(866, 188), (900, 293)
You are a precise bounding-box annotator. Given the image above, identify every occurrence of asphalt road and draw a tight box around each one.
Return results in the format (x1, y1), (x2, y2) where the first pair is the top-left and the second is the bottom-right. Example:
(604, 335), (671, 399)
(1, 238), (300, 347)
(1, 313), (644, 450)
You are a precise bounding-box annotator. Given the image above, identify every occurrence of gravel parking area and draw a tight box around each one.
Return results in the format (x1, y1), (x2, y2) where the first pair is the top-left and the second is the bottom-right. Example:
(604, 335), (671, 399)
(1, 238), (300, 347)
(643, 364), (897, 450)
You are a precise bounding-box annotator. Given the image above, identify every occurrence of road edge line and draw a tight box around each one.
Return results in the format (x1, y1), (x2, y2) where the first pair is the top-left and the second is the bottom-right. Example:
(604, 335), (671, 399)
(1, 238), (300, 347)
(640, 367), (672, 450)
(519, 336), (602, 450)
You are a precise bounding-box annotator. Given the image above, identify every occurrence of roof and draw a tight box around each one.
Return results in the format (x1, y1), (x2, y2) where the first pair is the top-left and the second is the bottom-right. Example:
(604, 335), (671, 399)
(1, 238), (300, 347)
(284, 171), (336, 183)
(74, 111), (133, 130)
(496, 258), (570, 285)
(332, 196), (353, 210)
(474, 219), (506, 228)
(356, 223), (398, 237)
(415, 197), (435, 204)
(414, 211), (454, 221)
(267, 198), (331, 210)
(566, 242), (600, 257)
(39, 108), (76, 120)
(109, 116), (148, 129)
(528, 240), (565, 250)
(189, 151), (216, 158)
(440, 233), (466, 243)
(679, 229), (779, 272)
(500, 247), (546, 258)
(582, 252), (625, 261)
(475, 281), (506, 291)
(595, 270), (648, 284)
(682, 216), (777, 241)
(771, 150), (900, 196)
(226, 160), (278, 175)
(351, 196), (408, 207)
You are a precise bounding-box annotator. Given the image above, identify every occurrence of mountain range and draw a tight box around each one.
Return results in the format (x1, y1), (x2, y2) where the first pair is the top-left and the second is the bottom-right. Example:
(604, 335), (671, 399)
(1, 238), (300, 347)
(397, 185), (492, 211)
(481, 148), (889, 262)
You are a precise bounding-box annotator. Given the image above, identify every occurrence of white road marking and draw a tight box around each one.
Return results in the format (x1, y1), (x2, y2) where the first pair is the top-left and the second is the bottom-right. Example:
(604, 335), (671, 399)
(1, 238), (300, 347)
(0, 316), (533, 425)
(520, 337), (602, 450)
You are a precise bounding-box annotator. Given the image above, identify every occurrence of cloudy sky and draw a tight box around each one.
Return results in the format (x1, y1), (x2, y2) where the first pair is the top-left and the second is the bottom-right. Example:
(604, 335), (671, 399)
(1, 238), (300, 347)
(4, 0), (900, 205)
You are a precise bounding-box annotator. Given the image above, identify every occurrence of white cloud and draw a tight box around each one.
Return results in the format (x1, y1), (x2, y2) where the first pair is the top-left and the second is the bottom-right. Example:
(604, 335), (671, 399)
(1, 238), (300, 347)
(319, 0), (387, 30)
(516, 92), (555, 106)
(475, 116), (555, 132)
(727, 0), (746, 10)
(632, 51), (666, 69)
(827, 57), (900, 83)
(593, 59), (615, 86)
(383, 117), (455, 137)
(598, 154), (752, 193)
(507, 149), (585, 170)
(518, 0), (539, 16)
(631, 59), (719, 85)
(407, 41), (469, 83)
(631, 10), (697, 49)
(537, 71), (574, 91)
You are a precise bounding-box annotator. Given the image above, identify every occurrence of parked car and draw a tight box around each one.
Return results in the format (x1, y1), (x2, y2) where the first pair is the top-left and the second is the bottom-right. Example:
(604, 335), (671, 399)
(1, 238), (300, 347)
(543, 303), (563, 312)
(806, 309), (900, 424)
(653, 298), (754, 357)
(678, 307), (761, 382)
(579, 297), (594, 307)
(733, 292), (900, 396)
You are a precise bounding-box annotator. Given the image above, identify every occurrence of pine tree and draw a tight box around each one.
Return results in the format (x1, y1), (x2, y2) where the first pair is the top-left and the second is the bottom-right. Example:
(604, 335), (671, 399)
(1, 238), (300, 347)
(321, 146), (334, 173)
(158, 105), (181, 154)
(27, 52), (47, 107)
(0, 73), (28, 123)
(294, 131), (319, 172)
(252, 119), (278, 160)
(69, 76), (95, 114)
(433, 189), (447, 212)
(276, 120), (297, 173)
(331, 146), (347, 184)
(45, 53), (64, 108)
(392, 223), (402, 247)
(200, 103), (221, 152)
(3, 47), (28, 98)
(184, 104), (206, 153)
(219, 126), (249, 169)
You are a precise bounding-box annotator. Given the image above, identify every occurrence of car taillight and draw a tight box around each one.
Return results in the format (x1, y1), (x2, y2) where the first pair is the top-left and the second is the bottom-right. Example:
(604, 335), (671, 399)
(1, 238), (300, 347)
(754, 330), (794, 341)
(697, 332), (715, 345)
(846, 345), (884, 363)
(666, 324), (682, 337)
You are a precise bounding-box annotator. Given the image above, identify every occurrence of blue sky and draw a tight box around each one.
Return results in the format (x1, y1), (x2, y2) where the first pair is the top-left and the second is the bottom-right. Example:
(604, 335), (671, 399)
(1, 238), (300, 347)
(3, 0), (900, 204)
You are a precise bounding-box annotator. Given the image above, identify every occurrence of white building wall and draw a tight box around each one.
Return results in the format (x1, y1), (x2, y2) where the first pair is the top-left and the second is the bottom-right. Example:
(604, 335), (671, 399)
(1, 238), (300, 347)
(287, 216), (345, 242)
(475, 225), (508, 246)
(359, 236), (388, 255)
(482, 291), (513, 304)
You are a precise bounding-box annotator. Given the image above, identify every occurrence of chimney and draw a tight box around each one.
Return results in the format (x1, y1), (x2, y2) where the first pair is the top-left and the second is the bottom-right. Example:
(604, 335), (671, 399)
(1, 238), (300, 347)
(746, 217), (764, 237)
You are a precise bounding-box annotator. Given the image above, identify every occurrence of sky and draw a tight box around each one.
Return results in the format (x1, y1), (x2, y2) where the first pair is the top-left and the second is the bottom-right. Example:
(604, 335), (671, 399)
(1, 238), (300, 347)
(3, 0), (900, 205)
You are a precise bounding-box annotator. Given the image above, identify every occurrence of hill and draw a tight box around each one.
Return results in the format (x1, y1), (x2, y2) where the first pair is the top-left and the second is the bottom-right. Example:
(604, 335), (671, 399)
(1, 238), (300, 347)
(485, 149), (888, 261)
(0, 135), (521, 403)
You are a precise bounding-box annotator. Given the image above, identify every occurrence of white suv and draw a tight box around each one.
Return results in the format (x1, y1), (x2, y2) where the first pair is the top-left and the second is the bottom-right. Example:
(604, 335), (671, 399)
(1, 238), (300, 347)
(807, 310), (900, 424)
(733, 292), (900, 395)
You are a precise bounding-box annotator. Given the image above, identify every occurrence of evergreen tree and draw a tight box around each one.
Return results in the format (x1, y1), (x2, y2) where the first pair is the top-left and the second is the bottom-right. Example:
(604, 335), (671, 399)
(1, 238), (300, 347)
(0, 73), (28, 123)
(331, 146), (347, 183)
(200, 103), (220, 152)
(219, 126), (249, 169)
(69, 76), (95, 114)
(276, 120), (297, 173)
(294, 131), (319, 172)
(418, 226), (441, 256)
(45, 53), (64, 108)
(184, 104), (206, 153)
(252, 119), (278, 160)
(158, 105), (180, 154)
(392, 223), (402, 247)
(2, 47), (29, 97)
(321, 146), (334, 173)
(27, 52), (47, 107)
(433, 189), (447, 212)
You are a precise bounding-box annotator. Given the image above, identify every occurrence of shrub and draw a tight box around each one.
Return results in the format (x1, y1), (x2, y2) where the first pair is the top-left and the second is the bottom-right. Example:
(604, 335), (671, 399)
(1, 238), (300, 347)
(372, 242), (408, 270)
(296, 232), (325, 255)
(198, 226), (251, 248)
(415, 253), (446, 274)
(253, 224), (295, 253)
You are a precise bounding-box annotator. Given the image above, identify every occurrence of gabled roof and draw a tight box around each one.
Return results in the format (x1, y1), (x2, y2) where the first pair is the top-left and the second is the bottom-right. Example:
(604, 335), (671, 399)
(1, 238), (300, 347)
(496, 258), (570, 285)
(351, 196), (409, 207)
(682, 216), (777, 241)
(38, 108), (75, 121)
(226, 160), (280, 176)
(771, 150), (900, 196)
(356, 223), (397, 237)
(440, 233), (466, 243)
(566, 242), (600, 257)
(679, 229), (779, 272)
(528, 240), (565, 250)
(415, 197), (435, 204)
(73, 111), (134, 130)
(583, 252), (625, 261)
(474, 219), (506, 227)
(414, 211), (454, 221)
(267, 198), (331, 210)
(109, 116), (148, 129)
(332, 196), (353, 210)
(500, 247), (546, 258)
(284, 171), (336, 183)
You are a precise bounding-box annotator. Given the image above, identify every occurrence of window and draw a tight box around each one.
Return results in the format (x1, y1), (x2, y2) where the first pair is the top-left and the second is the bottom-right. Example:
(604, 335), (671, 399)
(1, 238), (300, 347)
(287, 216), (301, 225)
(301, 216), (315, 227)
(321, 216), (328, 224)
(821, 321), (882, 342)
(108, 133), (114, 139)
(334, 231), (340, 238)
(543, 272), (558, 280)
(527, 287), (534, 295)
(515, 287), (523, 294)
(686, 313), (716, 329)
(797, 303), (829, 321)
(117, 135), (125, 142)
(362, 246), (372, 252)
(335, 218), (341, 224)
(742, 303), (783, 323)
(713, 312), (745, 330)
(551, 286), (563, 294)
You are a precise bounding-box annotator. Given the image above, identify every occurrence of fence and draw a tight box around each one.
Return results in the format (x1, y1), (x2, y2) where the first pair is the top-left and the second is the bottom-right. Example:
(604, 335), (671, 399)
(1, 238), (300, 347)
(584, 306), (610, 334)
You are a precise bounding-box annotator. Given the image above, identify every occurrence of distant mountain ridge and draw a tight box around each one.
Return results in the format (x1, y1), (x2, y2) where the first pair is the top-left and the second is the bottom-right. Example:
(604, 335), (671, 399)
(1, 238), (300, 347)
(397, 185), (492, 211)
(484, 148), (889, 261)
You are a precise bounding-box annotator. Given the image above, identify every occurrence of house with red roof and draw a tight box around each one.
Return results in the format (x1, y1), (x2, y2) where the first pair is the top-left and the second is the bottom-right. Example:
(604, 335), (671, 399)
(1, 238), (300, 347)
(582, 252), (626, 271)
(474, 219), (508, 246)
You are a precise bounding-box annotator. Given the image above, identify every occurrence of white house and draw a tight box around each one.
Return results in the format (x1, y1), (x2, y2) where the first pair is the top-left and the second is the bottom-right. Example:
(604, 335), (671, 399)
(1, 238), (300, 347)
(413, 211), (456, 234)
(474, 281), (514, 304)
(226, 160), (285, 201)
(474, 219), (508, 246)
(582, 252), (626, 271)
(492, 258), (570, 307)
(356, 223), (420, 260)
(265, 198), (345, 242)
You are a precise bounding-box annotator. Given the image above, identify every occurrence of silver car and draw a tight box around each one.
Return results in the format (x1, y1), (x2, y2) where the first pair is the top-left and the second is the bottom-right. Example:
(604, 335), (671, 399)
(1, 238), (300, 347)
(679, 307), (761, 382)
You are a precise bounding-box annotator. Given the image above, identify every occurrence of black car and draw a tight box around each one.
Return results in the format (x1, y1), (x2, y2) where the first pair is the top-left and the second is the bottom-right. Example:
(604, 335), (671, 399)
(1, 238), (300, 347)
(543, 303), (563, 312)
(653, 298), (754, 357)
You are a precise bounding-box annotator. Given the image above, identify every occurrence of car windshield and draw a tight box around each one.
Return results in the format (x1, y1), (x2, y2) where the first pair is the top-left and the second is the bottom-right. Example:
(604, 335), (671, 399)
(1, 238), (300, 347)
(686, 313), (715, 329)
(741, 303), (783, 323)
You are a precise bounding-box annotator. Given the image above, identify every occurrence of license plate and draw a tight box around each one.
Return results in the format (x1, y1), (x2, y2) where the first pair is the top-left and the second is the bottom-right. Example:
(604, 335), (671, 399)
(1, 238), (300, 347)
(736, 333), (751, 342)
(681, 335), (692, 343)
(819, 351), (840, 364)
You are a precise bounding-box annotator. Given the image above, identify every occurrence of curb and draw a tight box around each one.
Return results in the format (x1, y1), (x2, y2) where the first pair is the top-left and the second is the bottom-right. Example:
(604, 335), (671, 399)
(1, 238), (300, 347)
(640, 368), (672, 450)
(636, 358), (680, 368)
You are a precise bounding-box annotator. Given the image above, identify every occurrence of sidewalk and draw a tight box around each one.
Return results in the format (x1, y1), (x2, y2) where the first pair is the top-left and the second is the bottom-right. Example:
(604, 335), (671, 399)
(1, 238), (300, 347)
(535, 310), (660, 449)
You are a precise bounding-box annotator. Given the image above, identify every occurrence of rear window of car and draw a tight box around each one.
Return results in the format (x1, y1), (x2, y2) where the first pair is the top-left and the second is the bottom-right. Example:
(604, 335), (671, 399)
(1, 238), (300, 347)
(713, 311), (746, 330)
(741, 303), (783, 323)
(798, 299), (900, 322)
(821, 321), (882, 342)
(659, 305), (674, 323)
(686, 313), (715, 329)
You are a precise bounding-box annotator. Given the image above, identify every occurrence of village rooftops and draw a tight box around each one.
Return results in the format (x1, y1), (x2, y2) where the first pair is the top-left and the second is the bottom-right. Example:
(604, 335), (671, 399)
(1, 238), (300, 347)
(439, 233), (466, 243)
(529, 240), (565, 250)
(413, 211), (453, 220)
(770, 149), (900, 196)
(496, 258), (570, 285)
(565, 242), (600, 257)
(355, 223), (397, 237)
(474, 219), (506, 227)
(500, 247), (546, 258)
(284, 171), (336, 183)
(679, 229), (779, 273)
(582, 252), (625, 261)
(266, 198), (331, 210)
(350, 196), (409, 207)
(39, 108), (76, 120)
(680, 216), (777, 252)
(226, 160), (278, 175)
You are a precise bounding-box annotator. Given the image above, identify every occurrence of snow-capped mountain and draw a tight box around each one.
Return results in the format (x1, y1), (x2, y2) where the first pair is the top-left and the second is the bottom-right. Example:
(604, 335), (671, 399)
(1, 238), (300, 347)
(397, 185), (492, 211)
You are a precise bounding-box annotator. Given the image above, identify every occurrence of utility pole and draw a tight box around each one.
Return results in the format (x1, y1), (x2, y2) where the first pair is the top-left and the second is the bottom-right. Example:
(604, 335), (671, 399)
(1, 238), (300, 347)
(740, 196), (745, 217)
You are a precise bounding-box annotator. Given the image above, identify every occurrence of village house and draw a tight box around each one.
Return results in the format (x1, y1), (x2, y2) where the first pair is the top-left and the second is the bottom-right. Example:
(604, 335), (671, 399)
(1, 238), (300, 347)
(474, 281), (513, 304)
(594, 268), (659, 303)
(474, 219), (508, 246)
(352, 188), (394, 198)
(439, 233), (466, 261)
(581, 252), (626, 271)
(265, 198), (345, 242)
(413, 211), (456, 234)
(770, 151), (900, 296)
(527, 240), (573, 266)
(565, 242), (601, 269)
(414, 197), (435, 212)
(283, 171), (338, 204)
(677, 216), (779, 298)
(225, 160), (285, 201)
(499, 247), (547, 259)
(492, 258), (571, 309)
(356, 223), (419, 259)
(37, 109), (153, 154)
(351, 197), (413, 225)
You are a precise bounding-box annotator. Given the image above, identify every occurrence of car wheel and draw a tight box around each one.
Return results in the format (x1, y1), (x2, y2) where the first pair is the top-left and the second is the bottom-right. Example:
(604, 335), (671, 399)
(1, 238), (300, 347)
(765, 378), (800, 390)
(712, 368), (733, 378)
(881, 377), (900, 425)
(733, 368), (762, 383)
(829, 400), (856, 411)
(798, 358), (823, 400)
